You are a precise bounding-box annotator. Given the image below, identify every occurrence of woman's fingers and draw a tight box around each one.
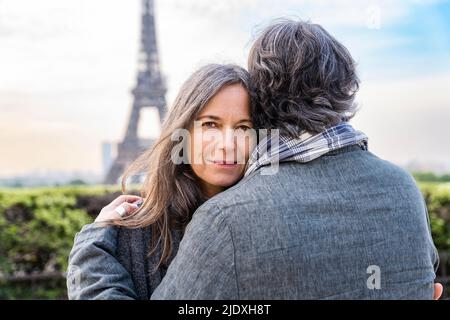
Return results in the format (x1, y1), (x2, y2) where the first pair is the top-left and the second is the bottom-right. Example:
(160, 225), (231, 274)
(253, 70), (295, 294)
(433, 283), (443, 300)
(95, 195), (142, 222)
(110, 195), (142, 207)
(114, 202), (139, 218)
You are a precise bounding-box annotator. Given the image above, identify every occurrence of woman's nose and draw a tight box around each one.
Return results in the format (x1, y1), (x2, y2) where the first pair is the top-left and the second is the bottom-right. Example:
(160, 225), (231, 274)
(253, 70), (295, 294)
(219, 128), (236, 152)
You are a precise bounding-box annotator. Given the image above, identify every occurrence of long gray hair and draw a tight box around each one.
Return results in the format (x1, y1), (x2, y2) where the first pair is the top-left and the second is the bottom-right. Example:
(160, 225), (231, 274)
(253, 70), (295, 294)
(248, 18), (360, 137)
(109, 64), (250, 269)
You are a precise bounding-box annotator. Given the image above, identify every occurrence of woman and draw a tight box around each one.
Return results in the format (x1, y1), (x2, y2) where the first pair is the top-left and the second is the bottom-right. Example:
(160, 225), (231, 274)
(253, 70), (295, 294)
(67, 63), (256, 299)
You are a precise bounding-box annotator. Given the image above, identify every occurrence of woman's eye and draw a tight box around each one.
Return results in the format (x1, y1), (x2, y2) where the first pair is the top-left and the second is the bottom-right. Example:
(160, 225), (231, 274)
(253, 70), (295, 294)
(237, 125), (251, 131)
(202, 121), (217, 128)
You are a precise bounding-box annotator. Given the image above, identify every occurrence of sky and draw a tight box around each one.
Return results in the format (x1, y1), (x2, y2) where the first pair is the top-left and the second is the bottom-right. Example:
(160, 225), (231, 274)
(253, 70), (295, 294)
(0, 0), (449, 177)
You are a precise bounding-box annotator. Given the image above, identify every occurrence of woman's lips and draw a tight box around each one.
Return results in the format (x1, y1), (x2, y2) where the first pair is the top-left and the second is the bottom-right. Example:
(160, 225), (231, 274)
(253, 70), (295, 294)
(208, 160), (239, 168)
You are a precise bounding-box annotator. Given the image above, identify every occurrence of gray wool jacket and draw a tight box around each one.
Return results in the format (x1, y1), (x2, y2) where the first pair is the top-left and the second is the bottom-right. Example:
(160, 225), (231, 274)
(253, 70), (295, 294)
(67, 145), (438, 299)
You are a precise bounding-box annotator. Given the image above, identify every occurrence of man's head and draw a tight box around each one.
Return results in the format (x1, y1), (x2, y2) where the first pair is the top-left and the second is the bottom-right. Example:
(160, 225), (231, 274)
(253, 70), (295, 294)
(248, 19), (360, 137)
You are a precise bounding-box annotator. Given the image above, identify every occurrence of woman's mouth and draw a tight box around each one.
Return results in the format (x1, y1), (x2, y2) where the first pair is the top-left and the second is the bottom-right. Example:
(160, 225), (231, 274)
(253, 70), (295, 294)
(208, 160), (239, 168)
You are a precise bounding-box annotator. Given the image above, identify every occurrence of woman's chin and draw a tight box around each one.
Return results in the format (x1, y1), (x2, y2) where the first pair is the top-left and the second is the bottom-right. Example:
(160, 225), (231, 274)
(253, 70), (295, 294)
(206, 171), (243, 188)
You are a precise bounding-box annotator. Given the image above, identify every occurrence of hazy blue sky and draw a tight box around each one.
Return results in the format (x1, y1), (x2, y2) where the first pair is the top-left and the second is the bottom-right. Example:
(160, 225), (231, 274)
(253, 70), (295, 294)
(0, 0), (449, 176)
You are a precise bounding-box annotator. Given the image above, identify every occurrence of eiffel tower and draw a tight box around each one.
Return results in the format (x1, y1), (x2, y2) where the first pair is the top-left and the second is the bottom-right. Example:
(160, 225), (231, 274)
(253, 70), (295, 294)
(104, 0), (166, 185)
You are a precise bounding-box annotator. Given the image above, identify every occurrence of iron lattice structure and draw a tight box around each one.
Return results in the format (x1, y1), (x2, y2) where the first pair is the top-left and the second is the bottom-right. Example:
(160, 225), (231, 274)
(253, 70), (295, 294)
(104, 0), (166, 184)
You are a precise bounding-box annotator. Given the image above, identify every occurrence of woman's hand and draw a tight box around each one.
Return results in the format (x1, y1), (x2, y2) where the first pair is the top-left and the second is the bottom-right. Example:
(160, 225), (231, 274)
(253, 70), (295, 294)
(434, 283), (443, 300)
(95, 195), (143, 223)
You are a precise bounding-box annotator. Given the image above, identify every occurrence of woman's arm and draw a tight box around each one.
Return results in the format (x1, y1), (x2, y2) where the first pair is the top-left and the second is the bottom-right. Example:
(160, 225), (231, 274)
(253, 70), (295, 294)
(67, 222), (138, 300)
(67, 195), (143, 300)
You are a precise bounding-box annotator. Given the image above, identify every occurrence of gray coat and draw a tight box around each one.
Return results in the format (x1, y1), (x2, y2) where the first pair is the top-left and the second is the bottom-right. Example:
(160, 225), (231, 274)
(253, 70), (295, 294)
(67, 145), (438, 299)
(67, 223), (182, 300)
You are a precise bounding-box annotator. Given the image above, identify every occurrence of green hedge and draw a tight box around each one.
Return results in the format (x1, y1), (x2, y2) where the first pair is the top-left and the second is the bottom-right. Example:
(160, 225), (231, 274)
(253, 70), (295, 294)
(419, 183), (450, 251)
(0, 185), (139, 299)
(0, 183), (449, 299)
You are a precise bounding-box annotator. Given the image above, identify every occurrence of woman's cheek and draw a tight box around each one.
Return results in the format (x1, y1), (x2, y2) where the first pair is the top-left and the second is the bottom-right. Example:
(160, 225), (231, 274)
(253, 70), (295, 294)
(189, 132), (205, 166)
(236, 137), (251, 164)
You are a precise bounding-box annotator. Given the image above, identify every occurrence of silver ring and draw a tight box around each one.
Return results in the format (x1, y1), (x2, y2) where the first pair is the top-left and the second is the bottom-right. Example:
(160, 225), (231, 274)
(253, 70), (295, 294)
(114, 204), (127, 218)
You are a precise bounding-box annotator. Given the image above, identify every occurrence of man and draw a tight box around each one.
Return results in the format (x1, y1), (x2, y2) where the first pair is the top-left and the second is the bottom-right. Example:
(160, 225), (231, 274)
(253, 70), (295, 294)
(150, 19), (439, 299)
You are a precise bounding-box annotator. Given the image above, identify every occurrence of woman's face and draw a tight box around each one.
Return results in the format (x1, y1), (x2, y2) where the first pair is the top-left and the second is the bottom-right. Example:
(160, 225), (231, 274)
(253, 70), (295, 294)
(189, 83), (255, 198)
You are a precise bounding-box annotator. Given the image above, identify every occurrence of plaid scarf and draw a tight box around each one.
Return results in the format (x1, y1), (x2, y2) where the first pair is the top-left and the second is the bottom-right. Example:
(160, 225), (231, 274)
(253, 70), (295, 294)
(244, 122), (368, 177)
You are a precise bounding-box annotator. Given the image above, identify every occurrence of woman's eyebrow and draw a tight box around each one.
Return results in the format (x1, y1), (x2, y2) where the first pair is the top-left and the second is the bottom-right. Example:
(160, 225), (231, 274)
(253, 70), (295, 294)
(196, 115), (221, 120)
(196, 115), (253, 123)
(236, 119), (253, 124)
